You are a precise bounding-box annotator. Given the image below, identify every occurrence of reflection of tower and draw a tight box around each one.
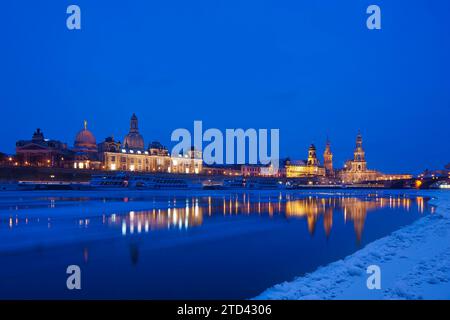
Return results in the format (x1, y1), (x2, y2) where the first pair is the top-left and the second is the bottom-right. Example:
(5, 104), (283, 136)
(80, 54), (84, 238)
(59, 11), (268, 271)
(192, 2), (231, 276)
(323, 139), (333, 176)
(345, 200), (368, 243)
(307, 144), (319, 166)
(307, 211), (317, 235)
(129, 243), (139, 266)
(323, 207), (333, 238)
(352, 131), (367, 172)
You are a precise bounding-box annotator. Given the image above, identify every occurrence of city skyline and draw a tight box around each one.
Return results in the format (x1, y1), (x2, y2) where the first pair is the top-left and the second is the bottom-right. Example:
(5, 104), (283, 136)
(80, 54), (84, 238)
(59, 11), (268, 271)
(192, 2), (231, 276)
(4, 115), (446, 175)
(1, 1), (450, 174)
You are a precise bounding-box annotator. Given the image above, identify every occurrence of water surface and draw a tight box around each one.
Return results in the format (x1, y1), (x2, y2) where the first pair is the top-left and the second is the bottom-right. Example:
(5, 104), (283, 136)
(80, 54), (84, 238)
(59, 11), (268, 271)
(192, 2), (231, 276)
(0, 190), (432, 299)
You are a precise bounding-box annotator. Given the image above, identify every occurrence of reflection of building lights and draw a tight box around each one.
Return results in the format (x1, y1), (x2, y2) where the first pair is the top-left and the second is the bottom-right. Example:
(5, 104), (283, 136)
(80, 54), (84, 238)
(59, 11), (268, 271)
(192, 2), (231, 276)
(102, 195), (428, 241)
(121, 221), (127, 235)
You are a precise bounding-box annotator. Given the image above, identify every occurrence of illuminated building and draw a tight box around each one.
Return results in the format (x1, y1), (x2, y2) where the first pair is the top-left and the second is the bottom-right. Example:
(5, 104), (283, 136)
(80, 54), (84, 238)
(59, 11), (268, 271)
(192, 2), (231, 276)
(98, 136), (121, 162)
(259, 164), (285, 177)
(15, 128), (71, 167)
(123, 113), (144, 151)
(100, 114), (202, 174)
(103, 143), (171, 172)
(72, 121), (101, 169)
(323, 139), (334, 176)
(170, 147), (203, 174)
(286, 144), (326, 178)
(376, 174), (413, 181)
(338, 131), (380, 183)
(203, 164), (242, 176)
(241, 164), (261, 176)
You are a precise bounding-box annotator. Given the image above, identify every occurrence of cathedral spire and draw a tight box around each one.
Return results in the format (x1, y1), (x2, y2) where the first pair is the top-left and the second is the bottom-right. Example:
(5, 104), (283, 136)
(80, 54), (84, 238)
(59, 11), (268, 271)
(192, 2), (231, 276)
(130, 113), (139, 133)
(323, 138), (333, 176)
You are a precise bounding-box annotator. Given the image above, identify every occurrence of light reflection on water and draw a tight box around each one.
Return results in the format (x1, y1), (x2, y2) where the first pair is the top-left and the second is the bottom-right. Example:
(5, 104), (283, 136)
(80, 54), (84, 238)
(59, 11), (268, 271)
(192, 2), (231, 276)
(108, 195), (431, 242)
(4, 194), (429, 243)
(0, 192), (433, 299)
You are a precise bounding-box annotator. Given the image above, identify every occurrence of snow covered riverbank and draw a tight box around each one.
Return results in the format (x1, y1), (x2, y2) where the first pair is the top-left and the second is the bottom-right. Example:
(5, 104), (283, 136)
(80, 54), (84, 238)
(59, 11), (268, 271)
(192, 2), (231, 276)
(254, 190), (450, 300)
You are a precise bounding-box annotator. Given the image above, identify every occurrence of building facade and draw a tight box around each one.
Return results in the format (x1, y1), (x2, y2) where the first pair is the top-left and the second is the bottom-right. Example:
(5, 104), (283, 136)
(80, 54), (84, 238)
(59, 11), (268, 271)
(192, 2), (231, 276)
(170, 148), (203, 174)
(338, 132), (380, 183)
(323, 139), (334, 176)
(16, 128), (71, 167)
(286, 144), (326, 178)
(123, 113), (145, 151)
(101, 115), (202, 174)
(72, 121), (101, 170)
(103, 149), (172, 172)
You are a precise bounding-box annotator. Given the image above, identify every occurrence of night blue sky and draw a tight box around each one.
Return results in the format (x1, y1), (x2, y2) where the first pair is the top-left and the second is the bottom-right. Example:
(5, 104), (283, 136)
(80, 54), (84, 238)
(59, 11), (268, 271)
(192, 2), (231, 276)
(1, 1), (449, 173)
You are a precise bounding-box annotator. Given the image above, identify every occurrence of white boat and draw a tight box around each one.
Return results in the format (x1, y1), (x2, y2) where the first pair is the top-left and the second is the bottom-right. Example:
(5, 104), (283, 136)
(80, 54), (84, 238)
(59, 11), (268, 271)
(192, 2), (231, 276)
(246, 178), (285, 189)
(90, 173), (203, 190)
(16, 181), (91, 191)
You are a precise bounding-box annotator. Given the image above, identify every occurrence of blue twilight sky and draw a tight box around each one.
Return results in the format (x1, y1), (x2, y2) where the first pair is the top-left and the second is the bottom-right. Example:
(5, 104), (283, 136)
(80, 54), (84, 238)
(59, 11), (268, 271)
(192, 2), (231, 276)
(1, 1), (449, 173)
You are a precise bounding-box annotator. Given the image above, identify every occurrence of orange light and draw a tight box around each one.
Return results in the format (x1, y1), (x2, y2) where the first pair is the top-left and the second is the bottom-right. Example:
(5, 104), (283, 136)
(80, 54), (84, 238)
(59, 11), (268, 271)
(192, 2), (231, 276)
(415, 180), (423, 188)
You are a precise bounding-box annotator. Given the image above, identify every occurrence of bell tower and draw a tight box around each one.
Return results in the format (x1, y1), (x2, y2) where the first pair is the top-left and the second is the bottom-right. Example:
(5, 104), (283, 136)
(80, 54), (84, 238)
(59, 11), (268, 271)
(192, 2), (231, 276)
(307, 144), (319, 166)
(323, 138), (333, 176)
(352, 131), (367, 172)
(130, 113), (139, 133)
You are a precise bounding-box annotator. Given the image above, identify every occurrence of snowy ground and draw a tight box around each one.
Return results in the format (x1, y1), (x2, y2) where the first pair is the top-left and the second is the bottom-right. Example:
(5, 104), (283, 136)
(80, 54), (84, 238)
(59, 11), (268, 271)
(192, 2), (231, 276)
(254, 190), (450, 300)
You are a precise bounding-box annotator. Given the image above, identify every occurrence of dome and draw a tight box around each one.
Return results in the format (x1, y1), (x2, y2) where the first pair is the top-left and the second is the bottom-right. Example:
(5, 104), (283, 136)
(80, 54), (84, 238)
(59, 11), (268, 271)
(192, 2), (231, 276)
(123, 113), (144, 150)
(124, 133), (144, 150)
(74, 121), (97, 151)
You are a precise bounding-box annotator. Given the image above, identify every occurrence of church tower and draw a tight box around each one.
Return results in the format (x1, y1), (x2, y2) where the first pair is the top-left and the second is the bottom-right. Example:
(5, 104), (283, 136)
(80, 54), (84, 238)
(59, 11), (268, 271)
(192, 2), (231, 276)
(130, 113), (139, 133)
(123, 113), (145, 150)
(307, 144), (319, 166)
(352, 131), (367, 172)
(323, 138), (333, 176)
